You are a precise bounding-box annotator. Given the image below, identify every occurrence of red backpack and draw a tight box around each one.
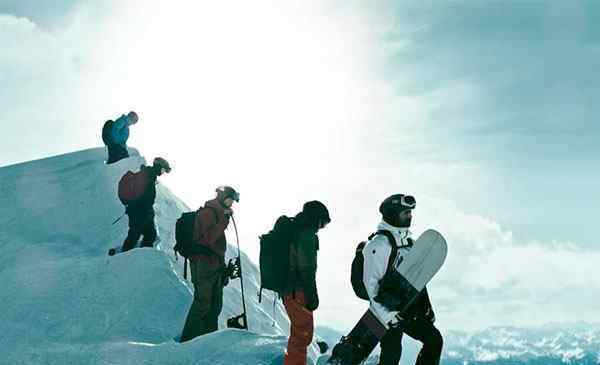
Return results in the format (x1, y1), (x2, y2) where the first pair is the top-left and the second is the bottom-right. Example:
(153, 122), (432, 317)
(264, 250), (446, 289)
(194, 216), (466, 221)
(118, 169), (150, 205)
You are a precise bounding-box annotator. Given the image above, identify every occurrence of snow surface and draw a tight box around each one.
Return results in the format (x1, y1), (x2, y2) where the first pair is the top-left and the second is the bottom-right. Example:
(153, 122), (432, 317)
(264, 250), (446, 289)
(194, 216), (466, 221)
(4, 148), (598, 365)
(0, 148), (323, 364)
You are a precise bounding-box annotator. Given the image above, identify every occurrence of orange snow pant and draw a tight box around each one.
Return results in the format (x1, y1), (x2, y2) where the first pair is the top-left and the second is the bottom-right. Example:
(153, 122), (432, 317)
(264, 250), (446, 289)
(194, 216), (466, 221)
(283, 291), (314, 365)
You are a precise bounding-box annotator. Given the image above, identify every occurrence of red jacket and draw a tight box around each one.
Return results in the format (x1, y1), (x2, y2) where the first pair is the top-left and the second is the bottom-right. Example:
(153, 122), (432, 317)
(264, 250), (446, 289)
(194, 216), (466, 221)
(190, 198), (230, 269)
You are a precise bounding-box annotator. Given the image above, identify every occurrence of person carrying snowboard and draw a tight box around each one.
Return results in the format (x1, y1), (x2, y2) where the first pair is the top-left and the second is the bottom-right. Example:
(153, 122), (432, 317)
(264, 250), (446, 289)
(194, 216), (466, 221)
(363, 194), (442, 365)
(281, 200), (331, 365)
(102, 111), (139, 164)
(120, 157), (171, 252)
(180, 186), (240, 342)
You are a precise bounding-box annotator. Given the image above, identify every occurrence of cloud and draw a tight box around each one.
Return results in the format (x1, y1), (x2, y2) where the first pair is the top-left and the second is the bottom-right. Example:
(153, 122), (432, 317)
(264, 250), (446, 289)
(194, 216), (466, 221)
(1, 0), (597, 334)
(344, 1), (600, 170)
(0, 0), (86, 29)
(0, 3), (124, 165)
(318, 194), (600, 332)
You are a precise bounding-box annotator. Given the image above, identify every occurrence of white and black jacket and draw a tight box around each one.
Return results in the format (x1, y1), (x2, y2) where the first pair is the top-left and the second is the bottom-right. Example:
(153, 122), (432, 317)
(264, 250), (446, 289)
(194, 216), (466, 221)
(363, 221), (421, 325)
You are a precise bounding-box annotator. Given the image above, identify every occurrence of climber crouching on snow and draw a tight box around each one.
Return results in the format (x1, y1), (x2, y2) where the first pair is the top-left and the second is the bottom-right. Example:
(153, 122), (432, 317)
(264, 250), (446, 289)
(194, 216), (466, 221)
(102, 111), (139, 164)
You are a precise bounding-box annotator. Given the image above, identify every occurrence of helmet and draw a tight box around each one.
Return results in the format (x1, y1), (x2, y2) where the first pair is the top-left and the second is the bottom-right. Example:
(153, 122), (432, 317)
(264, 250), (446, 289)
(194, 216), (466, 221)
(152, 157), (171, 173)
(302, 200), (331, 228)
(216, 185), (239, 202)
(379, 194), (416, 218)
(127, 111), (139, 124)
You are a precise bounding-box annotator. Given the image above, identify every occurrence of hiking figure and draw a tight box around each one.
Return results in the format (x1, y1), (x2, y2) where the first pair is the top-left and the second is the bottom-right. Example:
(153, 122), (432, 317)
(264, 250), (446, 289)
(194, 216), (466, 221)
(180, 186), (240, 342)
(102, 111), (139, 164)
(364, 194), (443, 365)
(119, 157), (171, 253)
(281, 200), (331, 365)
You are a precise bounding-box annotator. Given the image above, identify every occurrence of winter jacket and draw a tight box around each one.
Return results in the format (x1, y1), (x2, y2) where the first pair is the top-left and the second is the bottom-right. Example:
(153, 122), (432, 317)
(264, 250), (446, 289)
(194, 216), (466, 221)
(363, 221), (433, 325)
(111, 114), (130, 145)
(189, 198), (230, 269)
(282, 213), (319, 311)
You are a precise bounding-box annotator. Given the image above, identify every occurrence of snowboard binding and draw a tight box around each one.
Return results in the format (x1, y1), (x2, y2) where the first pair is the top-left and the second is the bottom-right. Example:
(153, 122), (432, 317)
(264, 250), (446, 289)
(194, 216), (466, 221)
(226, 312), (248, 330)
(328, 336), (365, 365)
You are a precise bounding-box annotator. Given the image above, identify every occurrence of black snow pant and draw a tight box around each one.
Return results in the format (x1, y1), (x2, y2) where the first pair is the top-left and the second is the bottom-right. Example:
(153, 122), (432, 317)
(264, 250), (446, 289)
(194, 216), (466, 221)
(180, 260), (224, 342)
(106, 144), (129, 164)
(121, 209), (157, 252)
(379, 319), (443, 365)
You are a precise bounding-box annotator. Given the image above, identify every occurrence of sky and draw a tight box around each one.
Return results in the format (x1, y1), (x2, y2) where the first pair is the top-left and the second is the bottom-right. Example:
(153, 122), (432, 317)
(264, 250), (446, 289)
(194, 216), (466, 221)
(1, 0), (599, 332)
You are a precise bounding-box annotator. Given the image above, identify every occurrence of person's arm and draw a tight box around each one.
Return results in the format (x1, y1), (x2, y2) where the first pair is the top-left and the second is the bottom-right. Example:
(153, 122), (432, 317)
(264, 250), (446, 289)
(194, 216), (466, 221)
(111, 115), (130, 145)
(194, 208), (229, 251)
(296, 231), (319, 311)
(363, 236), (398, 325)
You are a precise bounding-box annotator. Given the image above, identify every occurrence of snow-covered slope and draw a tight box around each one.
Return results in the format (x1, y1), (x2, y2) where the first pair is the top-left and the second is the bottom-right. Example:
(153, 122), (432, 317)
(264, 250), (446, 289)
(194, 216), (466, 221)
(0, 148), (322, 364)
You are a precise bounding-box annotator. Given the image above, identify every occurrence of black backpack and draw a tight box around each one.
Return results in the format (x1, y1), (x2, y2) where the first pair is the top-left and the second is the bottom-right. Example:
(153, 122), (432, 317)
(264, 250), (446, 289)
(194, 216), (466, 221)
(102, 120), (115, 146)
(351, 230), (398, 300)
(174, 208), (218, 278)
(258, 215), (296, 302)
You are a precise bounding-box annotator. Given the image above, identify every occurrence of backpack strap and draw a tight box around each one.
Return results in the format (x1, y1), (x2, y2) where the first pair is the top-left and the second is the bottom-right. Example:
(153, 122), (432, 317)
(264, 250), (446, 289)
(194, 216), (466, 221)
(369, 230), (399, 276)
(183, 258), (188, 280)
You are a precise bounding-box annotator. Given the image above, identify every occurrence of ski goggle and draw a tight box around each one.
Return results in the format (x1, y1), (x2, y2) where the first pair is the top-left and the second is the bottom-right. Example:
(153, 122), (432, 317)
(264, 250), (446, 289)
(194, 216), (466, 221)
(393, 195), (416, 209)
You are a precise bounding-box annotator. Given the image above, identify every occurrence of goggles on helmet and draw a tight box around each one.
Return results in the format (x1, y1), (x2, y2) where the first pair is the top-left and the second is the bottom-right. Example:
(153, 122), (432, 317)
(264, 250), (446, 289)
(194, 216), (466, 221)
(217, 186), (240, 202)
(394, 195), (416, 209)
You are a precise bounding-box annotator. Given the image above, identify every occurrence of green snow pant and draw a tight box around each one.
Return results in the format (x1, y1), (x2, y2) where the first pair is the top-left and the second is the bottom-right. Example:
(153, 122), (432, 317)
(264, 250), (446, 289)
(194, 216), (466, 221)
(180, 260), (224, 342)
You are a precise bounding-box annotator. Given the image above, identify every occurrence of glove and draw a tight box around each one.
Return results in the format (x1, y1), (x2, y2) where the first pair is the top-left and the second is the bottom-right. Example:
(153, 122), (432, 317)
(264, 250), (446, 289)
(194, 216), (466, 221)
(317, 341), (329, 354)
(305, 293), (319, 311)
(424, 308), (436, 324)
(224, 209), (233, 218)
(225, 258), (241, 280)
(388, 312), (406, 329)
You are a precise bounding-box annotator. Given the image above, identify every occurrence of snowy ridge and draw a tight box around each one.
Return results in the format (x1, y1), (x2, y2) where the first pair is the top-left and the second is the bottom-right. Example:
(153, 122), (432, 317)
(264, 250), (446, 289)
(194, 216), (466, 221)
(0, 148), (323, 364)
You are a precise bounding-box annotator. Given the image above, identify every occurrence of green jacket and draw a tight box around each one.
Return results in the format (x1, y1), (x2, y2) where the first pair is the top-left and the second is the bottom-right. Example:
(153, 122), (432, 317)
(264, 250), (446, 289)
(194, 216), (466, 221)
(282, 223), (319, 309)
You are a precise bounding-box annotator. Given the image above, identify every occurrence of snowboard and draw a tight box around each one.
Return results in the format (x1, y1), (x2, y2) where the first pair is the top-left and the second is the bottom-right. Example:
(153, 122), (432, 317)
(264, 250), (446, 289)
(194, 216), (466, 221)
(327, 229), (448, 365)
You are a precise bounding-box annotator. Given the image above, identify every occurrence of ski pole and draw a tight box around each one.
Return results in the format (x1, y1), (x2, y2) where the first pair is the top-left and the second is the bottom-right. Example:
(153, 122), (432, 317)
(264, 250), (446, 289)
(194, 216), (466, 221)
(111, 211), (126, 225)
(231, 215), (248, 330)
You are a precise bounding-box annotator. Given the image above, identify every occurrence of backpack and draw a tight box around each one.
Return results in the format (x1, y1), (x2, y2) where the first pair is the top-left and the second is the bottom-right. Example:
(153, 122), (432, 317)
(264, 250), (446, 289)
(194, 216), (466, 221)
(118, 169), (150, 205)
(258, 215), (296, 302)
(174, 207), (218, 279)
(102, 120), (115, 146)
(350, 230), (398, 300)
(174, 208), (218, 259)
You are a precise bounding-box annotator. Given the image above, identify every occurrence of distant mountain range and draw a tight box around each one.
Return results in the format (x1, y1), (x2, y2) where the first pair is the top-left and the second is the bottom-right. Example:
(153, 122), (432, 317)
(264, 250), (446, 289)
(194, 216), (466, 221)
(319, 322), (600, 365)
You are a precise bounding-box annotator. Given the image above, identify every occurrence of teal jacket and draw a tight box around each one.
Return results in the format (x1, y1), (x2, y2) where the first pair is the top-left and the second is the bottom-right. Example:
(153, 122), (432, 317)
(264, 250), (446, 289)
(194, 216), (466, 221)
(111, 114), (130, 145)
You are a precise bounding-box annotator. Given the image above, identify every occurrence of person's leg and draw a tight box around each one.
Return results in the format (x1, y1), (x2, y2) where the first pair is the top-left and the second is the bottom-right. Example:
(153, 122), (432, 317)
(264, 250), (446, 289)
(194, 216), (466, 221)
(379, 327), (403, 365)
(107, 144), (129, 164)
(180, 262), (220, 342)
(140, 213), (157, 248)
(121, 213), (142, 252)
(207, 269), (224, 332)
(402, 319), (443, 365)
(283, 291), (314, 365)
